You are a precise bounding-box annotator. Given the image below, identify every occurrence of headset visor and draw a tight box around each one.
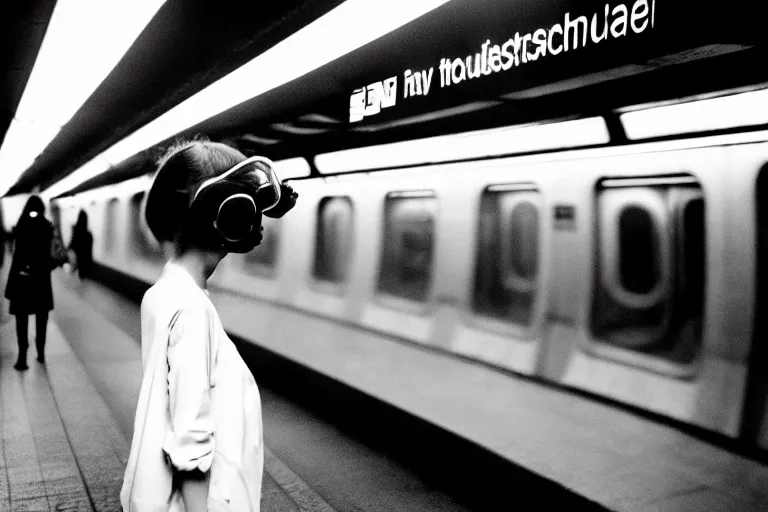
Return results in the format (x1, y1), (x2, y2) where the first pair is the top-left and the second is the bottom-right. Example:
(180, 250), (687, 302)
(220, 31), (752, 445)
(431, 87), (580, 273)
(194, 156), (282, 212)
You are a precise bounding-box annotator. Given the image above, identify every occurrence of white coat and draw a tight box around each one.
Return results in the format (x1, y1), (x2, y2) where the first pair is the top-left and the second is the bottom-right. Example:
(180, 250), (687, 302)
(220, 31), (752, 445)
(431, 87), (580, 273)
(121, 261), (264, 511)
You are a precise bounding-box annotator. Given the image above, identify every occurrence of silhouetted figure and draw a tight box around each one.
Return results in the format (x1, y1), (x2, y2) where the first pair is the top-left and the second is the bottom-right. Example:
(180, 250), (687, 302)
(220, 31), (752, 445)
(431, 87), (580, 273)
(69, 210), (94, 278)
(0, 206), (6, 268)
(4, 196), (56, 369)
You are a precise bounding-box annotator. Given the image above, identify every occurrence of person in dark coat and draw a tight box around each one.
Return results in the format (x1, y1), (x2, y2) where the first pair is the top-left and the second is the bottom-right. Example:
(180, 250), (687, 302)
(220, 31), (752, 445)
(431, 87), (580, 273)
(4, 195), (56, 370)
(69, 210), (93, 278)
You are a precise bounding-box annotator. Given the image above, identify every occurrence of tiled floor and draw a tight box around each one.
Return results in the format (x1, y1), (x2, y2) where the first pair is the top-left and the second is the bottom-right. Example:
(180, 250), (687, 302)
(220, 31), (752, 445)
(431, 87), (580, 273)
(1, 311), (125, 511)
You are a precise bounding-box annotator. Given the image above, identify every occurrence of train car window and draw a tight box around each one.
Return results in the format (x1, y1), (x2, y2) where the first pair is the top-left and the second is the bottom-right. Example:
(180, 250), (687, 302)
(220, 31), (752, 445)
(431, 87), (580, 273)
(243, 216), (280, 277)
(474, 184), (540, 327)
(619, 206), (659, 294)
(314, 196), (354, 285)
(510, 202), (539, 280)
(104, 198), (119, 255)
(377, 191), (437, 303)
(592, 175), (705, 367)
(129, 192), (163, 261)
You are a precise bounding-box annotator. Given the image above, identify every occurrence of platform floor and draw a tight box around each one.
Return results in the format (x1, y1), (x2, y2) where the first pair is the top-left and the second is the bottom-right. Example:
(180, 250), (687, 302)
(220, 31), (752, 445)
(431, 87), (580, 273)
(206, 284), (768, 512)
(0, 262), (473, 510)
(3, 255), (768, 511)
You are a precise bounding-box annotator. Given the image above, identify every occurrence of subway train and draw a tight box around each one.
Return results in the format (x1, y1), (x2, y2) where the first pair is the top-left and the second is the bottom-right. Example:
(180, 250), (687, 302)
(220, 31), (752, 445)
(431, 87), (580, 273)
(49, 95), (768, 454)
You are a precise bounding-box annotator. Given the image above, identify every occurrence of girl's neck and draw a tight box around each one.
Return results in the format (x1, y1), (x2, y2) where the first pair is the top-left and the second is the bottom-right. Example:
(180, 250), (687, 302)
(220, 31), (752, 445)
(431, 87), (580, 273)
(173, 249), (222, 289)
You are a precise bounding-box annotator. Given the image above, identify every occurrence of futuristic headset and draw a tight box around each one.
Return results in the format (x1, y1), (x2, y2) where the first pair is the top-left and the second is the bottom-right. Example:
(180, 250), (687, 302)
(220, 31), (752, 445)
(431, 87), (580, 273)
(186, 156), (298, 253)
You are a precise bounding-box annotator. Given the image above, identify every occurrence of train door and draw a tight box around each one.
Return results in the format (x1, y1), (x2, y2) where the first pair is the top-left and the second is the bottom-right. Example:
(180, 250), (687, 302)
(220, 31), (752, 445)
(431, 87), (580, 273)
(474, 183), (541, 330)
(591, 174), (705, 373)
(742, 164), (768, 449)
(314, 196), (354, 286)
(377, 190), (437, 303)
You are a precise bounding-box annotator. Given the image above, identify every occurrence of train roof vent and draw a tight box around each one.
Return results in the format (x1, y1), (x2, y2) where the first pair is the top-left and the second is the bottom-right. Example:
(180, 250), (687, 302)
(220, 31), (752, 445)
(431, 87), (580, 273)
(240, 134), (281, 145)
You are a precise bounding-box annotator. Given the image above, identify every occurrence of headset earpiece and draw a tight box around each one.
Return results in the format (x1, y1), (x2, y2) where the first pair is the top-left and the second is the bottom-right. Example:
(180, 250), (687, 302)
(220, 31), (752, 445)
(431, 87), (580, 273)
(186, 156), (280, 253)
(214, 193), (258, 242)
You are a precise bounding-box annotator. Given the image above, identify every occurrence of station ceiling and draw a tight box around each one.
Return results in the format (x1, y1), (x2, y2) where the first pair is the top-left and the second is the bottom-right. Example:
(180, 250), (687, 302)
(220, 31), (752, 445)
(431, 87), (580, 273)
(2, 0), (347, 196)
(4, 0), (768, 198)
(0, 1), (56, 175)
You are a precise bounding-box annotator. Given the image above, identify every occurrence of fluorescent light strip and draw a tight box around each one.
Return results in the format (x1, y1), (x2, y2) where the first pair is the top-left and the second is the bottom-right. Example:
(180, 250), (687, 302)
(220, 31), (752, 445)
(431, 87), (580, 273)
(316, 117), (610, 174)
(621, 88), (768, 140)
(0, 0), (167, 196)
(43, 0), (453, 198)
(41, 157), (113, 201)
(47, 156), (309, 206)
(273, 158), (311, 180)
(55, 173), (154, 205)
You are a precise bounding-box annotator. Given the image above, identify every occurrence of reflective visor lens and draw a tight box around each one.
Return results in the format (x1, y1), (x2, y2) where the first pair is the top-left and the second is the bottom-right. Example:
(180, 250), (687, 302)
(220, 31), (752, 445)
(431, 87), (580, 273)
(217, 157), (281, 211)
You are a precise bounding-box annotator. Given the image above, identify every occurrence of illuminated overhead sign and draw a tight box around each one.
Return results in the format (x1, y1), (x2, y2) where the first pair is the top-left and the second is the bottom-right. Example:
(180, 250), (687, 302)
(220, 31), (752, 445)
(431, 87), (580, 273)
(349, 77), (398, 122)
(349, 0), (656, 122)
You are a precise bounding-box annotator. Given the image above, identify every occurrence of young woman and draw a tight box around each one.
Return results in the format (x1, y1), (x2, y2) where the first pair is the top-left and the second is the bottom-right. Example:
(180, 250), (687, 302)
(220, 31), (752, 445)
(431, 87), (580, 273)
(121, 139), (297, 511)
(4, 195), (58, 369)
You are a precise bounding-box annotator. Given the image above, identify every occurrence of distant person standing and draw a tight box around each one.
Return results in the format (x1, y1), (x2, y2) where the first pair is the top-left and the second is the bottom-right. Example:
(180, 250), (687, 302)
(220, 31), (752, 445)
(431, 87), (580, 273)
(0, 205), (6, 268)
(69, 210), (94, 278)
(4, 196), (64, 369)
(0, 218), (5, 269)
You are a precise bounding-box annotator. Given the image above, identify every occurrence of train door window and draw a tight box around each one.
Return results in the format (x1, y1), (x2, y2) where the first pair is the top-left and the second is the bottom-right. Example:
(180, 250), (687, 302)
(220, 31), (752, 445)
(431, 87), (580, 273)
(377, 191), (437, 303)
(243, 217), (280, 277)
(473, 183), (541, 327)
(743, 165), (768, 446)
(591, 175), (705, 367)
(314, 196), (354, 285)
(619, 206), (659, 294)
(129, 192), (163, 261)
(104, 198), (119, 255)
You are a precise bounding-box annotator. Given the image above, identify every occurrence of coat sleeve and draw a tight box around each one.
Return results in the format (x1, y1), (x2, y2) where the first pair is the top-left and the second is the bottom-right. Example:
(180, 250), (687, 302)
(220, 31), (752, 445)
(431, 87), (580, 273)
(162, 305), (216, 473)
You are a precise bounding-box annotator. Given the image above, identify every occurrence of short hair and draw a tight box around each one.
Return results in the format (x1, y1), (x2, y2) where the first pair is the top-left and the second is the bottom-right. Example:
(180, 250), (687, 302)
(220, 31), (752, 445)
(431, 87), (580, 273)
(145, 138), (246, 243)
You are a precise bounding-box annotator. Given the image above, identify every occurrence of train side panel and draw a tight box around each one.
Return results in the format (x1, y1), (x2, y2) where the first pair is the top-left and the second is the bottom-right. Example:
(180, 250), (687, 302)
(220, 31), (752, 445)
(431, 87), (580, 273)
(56, 136), (768, 444)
